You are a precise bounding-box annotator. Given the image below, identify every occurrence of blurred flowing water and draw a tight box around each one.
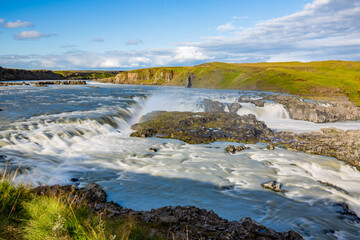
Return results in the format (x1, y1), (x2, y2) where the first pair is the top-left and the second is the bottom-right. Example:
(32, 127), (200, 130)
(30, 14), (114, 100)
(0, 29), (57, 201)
(1, 81), (360, 239)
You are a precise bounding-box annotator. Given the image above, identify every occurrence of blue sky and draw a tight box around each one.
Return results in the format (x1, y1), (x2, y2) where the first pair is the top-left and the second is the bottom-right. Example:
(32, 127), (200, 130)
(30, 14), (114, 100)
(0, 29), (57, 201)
(0, 0), (359, 70)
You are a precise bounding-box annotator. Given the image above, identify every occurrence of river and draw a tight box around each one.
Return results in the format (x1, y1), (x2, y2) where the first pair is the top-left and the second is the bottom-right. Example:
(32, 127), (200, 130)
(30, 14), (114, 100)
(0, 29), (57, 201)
(1, 81), (360, 239)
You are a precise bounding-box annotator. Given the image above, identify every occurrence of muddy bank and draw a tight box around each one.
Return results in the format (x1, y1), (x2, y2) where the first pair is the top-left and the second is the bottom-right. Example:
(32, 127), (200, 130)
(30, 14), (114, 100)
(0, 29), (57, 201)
(33, 183), (302, 240)
(131, 111), (360, 169)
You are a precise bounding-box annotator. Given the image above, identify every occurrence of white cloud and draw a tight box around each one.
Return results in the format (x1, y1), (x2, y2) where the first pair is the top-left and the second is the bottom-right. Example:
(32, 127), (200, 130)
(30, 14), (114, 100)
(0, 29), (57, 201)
(216, 22), (235, 32)
(13, 30), (56, 40)
(174, 46), (213, 62)
(126, 39), (143, 45)
(195, 0), (360, 62)
(1, 0), (360, 69)
(3, 20), (34, 28)
(91, 37), (104, 42)
(0, 19), (4, 24)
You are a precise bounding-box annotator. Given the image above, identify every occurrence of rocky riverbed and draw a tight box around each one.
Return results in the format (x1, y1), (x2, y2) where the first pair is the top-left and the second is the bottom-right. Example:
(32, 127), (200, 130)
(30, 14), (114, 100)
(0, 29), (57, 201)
(264, 95), (360, 123)
(131, 111), (360, 169)
(33, 183), (302, 240)
(202, 95), (360, 123)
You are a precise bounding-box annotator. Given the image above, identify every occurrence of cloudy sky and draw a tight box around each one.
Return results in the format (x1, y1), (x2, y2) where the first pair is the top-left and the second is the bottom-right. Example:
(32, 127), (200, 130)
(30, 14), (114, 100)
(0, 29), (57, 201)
(0, 0), (359, 70)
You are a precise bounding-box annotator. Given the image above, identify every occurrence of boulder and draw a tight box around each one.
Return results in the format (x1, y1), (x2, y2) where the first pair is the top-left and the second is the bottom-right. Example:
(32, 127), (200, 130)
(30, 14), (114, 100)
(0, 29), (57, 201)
(261, 181), (286, 192)
(203, 99), (225, 112)
(227, 102), (242, 113)
(226, 145), (248, 154)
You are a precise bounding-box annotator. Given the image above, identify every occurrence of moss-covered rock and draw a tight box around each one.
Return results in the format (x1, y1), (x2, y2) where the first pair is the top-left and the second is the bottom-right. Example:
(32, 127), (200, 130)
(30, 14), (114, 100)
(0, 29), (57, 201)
(131, 111), (274, 144)
(131, 111), (360, 169)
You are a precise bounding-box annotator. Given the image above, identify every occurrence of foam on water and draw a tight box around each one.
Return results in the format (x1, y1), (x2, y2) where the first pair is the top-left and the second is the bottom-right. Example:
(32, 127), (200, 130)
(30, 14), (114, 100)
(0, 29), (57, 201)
(1, 83), (360, 239)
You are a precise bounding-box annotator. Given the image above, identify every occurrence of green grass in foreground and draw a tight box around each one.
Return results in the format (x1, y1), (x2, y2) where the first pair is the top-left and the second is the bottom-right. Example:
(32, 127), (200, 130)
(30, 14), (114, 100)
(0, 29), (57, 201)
(0, 168), (163, 240)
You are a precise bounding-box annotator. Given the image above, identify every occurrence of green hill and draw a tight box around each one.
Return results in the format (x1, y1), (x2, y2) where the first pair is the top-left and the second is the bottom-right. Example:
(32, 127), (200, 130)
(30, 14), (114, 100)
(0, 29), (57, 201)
(111, 61), (360, 105)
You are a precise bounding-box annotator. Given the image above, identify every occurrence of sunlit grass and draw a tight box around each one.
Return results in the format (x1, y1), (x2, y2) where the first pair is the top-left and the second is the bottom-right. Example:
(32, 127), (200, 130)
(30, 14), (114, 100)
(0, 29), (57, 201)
(0, 167), (164, 240)
(117, 60), (360, 105)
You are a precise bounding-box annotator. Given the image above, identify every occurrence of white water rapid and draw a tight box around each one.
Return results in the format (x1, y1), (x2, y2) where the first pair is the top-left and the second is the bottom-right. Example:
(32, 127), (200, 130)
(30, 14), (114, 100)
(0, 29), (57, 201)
(1, 82), (360, 239)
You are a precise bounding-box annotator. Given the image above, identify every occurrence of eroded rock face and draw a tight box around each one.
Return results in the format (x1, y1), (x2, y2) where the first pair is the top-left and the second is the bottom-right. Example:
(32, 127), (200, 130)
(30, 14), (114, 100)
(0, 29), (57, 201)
(131, 112), (274, 144)
(33, 183), (303, 240)
(265, 95), (360, 123)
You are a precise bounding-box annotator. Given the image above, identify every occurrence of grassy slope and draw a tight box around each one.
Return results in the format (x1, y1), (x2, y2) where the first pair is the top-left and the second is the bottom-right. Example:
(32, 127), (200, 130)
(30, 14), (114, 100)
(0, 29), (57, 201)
(0, 171), (163, 240)
(117, 61), (360, 105)
(54, 70), (120, 80)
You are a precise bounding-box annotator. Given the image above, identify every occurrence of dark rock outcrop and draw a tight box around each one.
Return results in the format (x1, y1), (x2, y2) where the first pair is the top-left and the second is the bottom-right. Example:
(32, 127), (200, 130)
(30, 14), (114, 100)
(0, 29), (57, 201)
(227, 102), (242, 113)
(265, 95), (360, 123)
(32, 80), (86, 86)
(226, 145), (248, 154)
(203, 99), (225, 112)
(33, 183), (303, 240)
(317, 181), (349, 195)
(186, 74), (193, 88)
(131, 112), (274, 144)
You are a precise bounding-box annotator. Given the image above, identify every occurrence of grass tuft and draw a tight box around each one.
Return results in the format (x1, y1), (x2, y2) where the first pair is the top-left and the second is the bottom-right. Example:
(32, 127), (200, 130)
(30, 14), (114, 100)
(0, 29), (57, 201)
(0, 167), (164, 240)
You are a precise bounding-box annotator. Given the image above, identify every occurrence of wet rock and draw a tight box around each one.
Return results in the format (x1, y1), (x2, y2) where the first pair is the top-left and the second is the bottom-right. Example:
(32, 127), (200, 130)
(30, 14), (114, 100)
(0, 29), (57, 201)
(62, 80), (86, 85)
(267, 144), (275, 150)
(143, 153), (154, 158)
(333, 203), (360, 222)
(0, 82), (25, 86)
(71, 178), (79, 182)
(265, 94), (360, 123)
(84, 182), (107, 204)
(31, 80), (86, 86)
(226, 145), (248, 154)
(262, 181), (286, 192)
(227, 102), (242, 113)
(149, 147), (158, 152)
(317, 181), (349, 195)
(239, 97), (265, 107)
(32, 184), (303, 239)
(203, 99), (225, 112)
(273, 128), (360, 170)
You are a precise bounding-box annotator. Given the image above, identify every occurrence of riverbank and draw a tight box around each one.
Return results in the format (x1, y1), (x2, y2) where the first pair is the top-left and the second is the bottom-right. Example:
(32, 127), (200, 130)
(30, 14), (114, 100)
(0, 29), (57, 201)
(0, 175), (302, 240)
(0, 66), (119, 81)
(104, 61), (360, 106)
(3, 60), (360, 105)
(2, 83), (360, 239)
